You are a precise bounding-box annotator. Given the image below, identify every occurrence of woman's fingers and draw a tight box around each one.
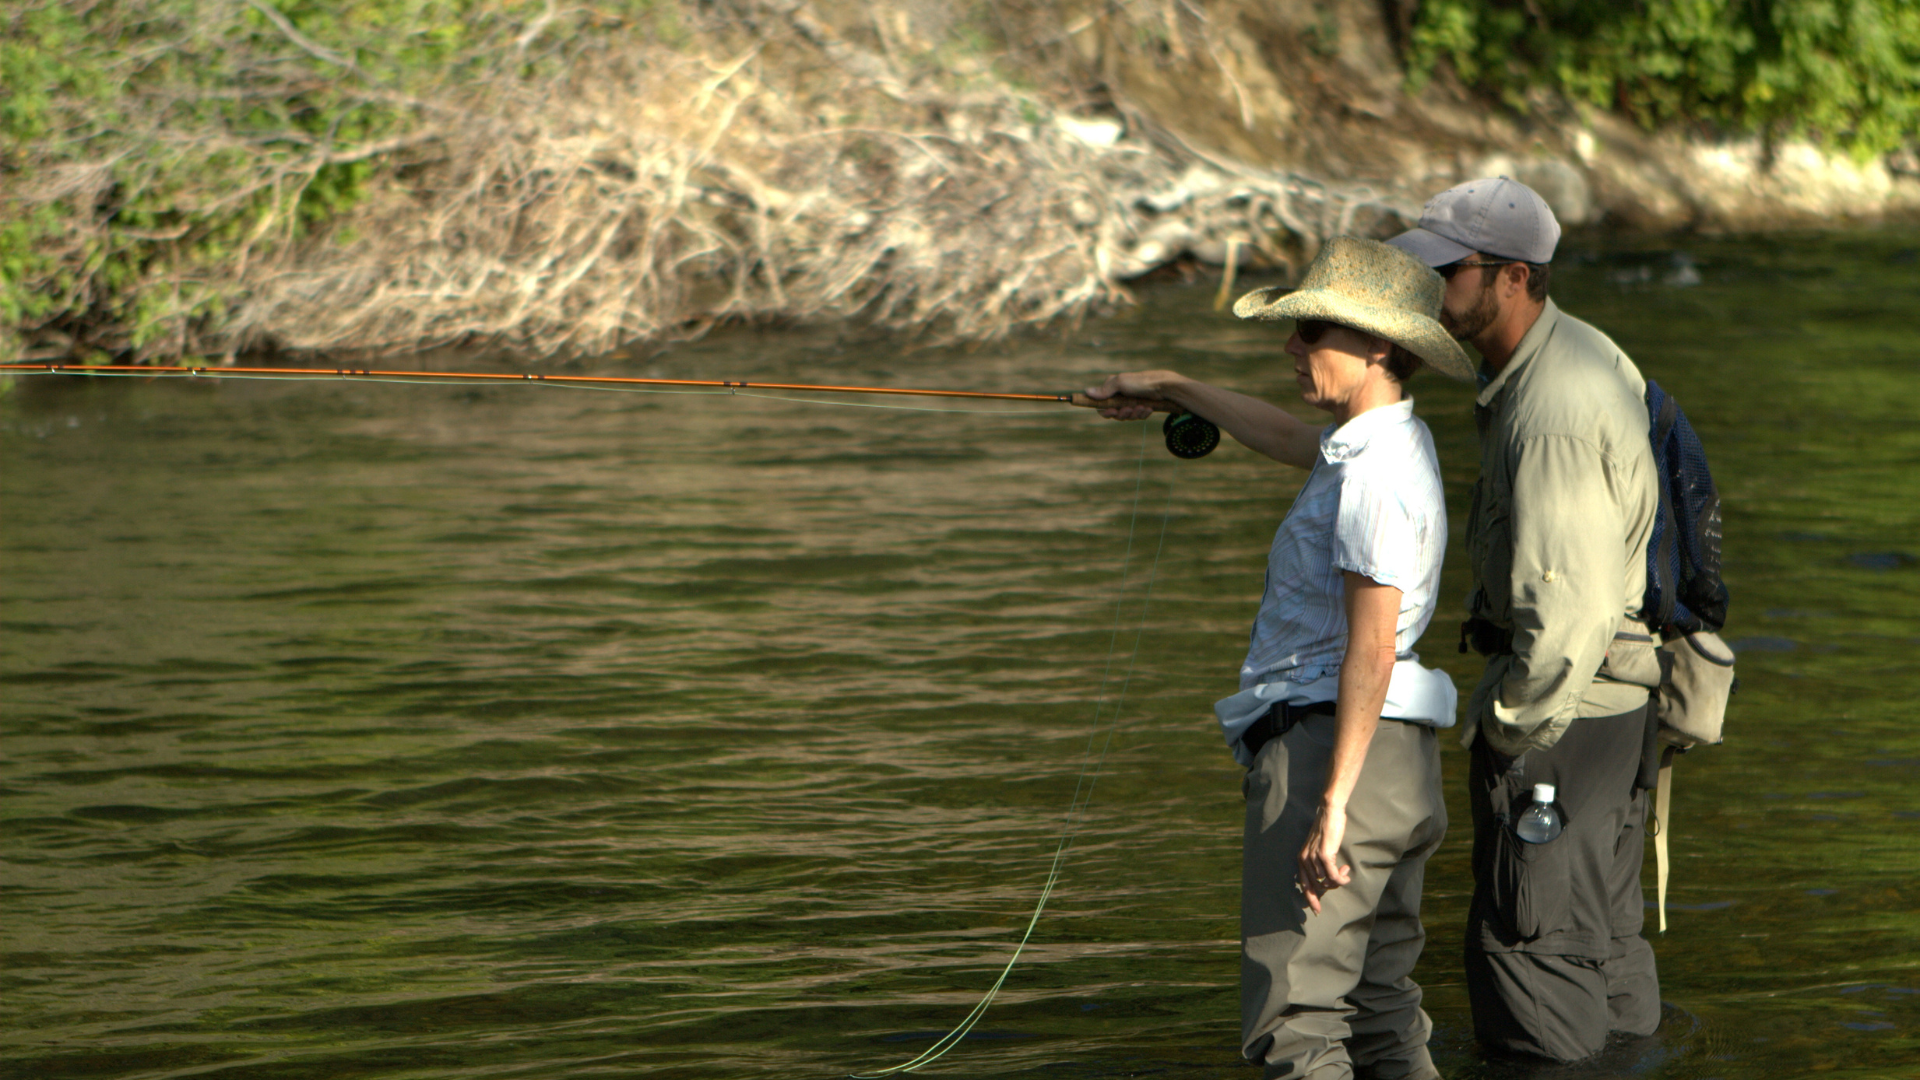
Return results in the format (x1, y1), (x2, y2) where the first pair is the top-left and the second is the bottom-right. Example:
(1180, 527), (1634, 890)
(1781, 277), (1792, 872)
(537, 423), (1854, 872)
(1298, 839), (1332, 913)
(1299, 853), (1350, 915)
(1087, 370), (1174, 404)
(1298, 805), (1352, 916)
(1298, 861), (1324, 914)
(1084, 379), (1148, 421)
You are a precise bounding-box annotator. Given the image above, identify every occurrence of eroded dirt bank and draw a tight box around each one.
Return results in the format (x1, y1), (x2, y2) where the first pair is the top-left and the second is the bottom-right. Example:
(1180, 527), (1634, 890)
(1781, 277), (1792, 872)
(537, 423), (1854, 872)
(9, 1), (1917, 365)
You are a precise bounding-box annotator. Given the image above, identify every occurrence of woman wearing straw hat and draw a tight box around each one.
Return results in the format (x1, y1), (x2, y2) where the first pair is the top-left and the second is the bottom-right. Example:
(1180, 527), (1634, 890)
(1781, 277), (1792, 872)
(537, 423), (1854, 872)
(1086, 236), (1473, 1080)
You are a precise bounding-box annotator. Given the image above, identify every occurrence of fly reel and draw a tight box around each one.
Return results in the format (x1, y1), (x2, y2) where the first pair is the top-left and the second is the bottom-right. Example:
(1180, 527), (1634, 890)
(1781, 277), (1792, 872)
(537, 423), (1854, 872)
(1164, 412), (1220, 459)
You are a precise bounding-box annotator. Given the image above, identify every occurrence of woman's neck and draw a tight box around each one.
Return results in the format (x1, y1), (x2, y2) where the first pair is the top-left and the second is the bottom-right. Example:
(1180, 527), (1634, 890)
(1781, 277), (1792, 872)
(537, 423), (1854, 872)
(1330, 379), (1404, 426)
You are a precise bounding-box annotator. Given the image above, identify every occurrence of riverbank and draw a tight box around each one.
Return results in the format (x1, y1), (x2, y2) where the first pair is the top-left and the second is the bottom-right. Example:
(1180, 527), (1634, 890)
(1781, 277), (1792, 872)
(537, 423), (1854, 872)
(7, 1), (1917, 365)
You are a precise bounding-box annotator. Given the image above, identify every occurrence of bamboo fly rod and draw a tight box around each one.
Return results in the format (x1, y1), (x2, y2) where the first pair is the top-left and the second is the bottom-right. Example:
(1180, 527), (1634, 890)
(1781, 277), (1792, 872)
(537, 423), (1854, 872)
(0, 361), (1223, 457)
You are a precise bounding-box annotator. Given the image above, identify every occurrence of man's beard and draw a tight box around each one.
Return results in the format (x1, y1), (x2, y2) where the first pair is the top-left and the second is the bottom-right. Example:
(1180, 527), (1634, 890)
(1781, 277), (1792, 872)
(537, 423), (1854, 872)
(1442, 276), (1500, 342)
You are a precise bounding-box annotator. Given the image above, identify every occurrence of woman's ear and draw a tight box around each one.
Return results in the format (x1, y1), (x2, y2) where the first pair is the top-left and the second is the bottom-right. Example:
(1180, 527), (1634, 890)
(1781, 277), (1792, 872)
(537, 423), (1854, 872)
(1367, 334), (1395, 366)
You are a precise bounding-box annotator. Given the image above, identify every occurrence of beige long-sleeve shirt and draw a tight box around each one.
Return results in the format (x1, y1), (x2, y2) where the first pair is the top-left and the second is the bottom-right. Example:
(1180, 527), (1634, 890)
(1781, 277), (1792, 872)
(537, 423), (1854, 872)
(1465, 300), (1660, 756)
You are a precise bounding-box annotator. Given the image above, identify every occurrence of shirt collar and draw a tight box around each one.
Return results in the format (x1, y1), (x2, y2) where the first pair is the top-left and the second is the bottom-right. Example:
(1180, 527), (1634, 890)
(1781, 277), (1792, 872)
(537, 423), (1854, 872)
(1475, 298), (1562, 408)
(1320, 396), (1415, 463)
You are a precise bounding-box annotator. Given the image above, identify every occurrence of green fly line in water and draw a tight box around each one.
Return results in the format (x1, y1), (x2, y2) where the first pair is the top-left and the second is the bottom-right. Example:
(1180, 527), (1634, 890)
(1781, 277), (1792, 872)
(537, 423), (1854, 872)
(852, 421), (1176, 1077)
(3, 359), (1185, 1075)
(0, 363), (1222, 454)
(7, 359), (1182, 1068)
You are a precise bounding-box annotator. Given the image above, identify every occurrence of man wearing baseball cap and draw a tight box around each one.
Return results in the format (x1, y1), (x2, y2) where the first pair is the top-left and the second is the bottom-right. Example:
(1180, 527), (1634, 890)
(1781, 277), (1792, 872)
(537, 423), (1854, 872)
(1389, 179), (1665, 1063)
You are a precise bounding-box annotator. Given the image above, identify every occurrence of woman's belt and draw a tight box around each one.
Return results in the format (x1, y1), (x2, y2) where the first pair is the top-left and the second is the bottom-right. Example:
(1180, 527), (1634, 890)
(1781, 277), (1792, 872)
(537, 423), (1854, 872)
(1241, 700), (1336, 760)
(1241, 700), (1425, 762)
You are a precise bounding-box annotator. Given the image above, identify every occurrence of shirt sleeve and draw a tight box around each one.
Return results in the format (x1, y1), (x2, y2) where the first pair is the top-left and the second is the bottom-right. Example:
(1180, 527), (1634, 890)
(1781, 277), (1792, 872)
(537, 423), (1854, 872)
(1332, 466), (1428, 592)
(1485, 433), (1626, 745)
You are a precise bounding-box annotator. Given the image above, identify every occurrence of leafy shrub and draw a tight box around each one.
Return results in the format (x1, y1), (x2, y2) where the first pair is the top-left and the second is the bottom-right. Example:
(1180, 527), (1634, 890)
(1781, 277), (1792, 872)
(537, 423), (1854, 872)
(1408, 0), (1920, 158)
(0, 0), (526, 361)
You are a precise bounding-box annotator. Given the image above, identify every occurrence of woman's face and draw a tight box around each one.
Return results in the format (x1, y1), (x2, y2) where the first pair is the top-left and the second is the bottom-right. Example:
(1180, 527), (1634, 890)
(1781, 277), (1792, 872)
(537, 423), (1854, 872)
(1285, 321), (1379, 417)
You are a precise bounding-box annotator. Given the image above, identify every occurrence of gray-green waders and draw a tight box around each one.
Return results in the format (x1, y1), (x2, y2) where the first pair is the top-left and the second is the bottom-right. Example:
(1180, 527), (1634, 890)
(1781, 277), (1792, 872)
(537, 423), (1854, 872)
(1242, 714), (1447, 1080)
(1465, 704), (1661, 1062)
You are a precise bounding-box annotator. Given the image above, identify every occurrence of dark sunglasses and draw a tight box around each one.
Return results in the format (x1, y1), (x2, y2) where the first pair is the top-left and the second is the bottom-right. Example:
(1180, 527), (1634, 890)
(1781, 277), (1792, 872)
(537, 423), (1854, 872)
(1296, 319), (1345, 344)
(1437, 259), (1515, 280)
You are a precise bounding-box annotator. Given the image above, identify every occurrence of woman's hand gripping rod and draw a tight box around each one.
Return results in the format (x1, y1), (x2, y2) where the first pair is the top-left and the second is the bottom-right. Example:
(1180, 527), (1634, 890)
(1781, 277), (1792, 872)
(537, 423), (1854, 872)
(1068, 392), (1221, 459)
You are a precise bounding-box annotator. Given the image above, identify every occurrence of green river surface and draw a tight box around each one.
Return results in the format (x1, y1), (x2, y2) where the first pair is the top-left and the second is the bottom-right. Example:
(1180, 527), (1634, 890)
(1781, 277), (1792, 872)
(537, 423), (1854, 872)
(3, 231), (1917, 1080)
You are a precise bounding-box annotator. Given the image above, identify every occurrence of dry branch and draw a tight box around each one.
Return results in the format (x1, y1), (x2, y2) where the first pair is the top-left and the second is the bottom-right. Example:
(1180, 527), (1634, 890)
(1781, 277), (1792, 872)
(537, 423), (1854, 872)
(7, 1), (1418, 365)
(240, 0), (365, 77)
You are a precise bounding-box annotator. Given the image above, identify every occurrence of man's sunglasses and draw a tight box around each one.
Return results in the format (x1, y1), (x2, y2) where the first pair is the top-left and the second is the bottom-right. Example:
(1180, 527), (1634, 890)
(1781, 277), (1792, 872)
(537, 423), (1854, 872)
(1438, 259), (1516, 280)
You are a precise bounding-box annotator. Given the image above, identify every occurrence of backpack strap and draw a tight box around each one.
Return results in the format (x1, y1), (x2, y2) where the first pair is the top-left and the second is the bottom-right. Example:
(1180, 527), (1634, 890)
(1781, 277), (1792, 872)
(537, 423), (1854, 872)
(1649, 387), (1681, 629)
(1652, 388), (1680, 447)
(1652, 744), (1676, 933)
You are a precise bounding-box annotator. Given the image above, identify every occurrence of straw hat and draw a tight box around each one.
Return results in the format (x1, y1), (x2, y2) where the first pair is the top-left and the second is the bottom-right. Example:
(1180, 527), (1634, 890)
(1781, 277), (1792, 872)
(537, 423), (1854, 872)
(1232, 236), (1474, 380)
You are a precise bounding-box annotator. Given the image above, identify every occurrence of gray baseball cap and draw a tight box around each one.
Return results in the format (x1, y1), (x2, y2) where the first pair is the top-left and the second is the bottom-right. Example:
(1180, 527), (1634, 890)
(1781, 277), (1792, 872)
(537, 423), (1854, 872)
(1387, 177), (1561, 266)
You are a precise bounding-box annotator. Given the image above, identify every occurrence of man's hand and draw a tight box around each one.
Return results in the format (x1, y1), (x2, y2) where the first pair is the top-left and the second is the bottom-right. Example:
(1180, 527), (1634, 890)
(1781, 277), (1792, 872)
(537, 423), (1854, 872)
(1298, 802), (1352, 915)
(1084, 370), (1182, 420)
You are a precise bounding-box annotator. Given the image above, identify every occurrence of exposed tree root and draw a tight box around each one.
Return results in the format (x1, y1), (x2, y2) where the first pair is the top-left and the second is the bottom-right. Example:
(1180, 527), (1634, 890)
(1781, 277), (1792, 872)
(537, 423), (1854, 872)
(5, 1), (1416, 364)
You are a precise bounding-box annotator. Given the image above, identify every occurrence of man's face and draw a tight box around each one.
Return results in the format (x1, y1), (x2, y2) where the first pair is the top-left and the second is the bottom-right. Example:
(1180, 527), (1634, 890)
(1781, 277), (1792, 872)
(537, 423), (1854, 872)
(1438, 258), (1504, 342)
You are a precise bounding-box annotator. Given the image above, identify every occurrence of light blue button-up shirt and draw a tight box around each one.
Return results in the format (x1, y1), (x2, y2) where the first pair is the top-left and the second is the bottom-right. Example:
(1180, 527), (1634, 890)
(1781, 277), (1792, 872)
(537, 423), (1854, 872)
(1214, 397), (1456, 764)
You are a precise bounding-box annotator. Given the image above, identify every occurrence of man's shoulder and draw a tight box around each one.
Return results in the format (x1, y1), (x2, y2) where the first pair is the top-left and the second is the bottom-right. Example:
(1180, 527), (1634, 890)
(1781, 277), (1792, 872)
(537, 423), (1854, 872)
(1531, 307), (1644, 391)
(1505, 305), (1648, 445)
(1546, 306), (1632, 359)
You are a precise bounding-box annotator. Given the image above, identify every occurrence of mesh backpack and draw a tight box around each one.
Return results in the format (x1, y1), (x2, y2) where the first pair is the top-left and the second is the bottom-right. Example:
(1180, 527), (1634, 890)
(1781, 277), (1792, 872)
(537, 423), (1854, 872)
(1639, 379), (1734, 931)
(1643, 380), (1728, 636)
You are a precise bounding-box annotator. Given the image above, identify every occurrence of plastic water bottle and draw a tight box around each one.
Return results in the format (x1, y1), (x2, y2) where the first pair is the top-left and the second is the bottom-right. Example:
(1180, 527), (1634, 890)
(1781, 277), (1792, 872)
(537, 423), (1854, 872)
(1515, 783), (1563, 844)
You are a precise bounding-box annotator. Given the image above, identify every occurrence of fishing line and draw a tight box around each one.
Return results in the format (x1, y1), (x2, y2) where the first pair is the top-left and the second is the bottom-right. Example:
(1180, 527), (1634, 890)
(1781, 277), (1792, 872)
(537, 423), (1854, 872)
(5, 357), (1189, 1071)
(0, 363), (1224, 452)
(851, 420), (1179, 1078)
(0, 366), (1061, 416)
(727, 391), (1054, 416)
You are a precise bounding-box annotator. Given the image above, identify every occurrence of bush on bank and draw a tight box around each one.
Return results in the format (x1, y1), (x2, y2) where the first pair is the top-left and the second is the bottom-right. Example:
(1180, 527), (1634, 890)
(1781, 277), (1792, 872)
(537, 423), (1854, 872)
(5, 0), (1918, 366)
(8, 0), (1156, 364)
(1, 0), (592, 362)
(1410, 0), (1920, 158)
(6, 0), (1351, 365)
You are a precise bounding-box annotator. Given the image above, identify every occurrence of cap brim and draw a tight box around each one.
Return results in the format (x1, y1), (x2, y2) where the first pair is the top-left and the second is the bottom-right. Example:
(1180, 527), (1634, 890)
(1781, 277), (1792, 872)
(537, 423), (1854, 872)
(1386, 228), (1476, 268)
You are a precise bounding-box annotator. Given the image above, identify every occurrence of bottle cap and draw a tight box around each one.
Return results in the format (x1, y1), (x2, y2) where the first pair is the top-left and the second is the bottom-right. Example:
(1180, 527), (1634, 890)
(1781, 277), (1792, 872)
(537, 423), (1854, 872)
(1533, 783), (1556, 803)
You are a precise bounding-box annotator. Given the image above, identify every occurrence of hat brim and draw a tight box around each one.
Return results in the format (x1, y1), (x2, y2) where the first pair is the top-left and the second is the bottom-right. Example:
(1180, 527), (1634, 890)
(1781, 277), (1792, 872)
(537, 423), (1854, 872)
(1233, 285), (1476, 381)
(1386, 228), (1476, 268)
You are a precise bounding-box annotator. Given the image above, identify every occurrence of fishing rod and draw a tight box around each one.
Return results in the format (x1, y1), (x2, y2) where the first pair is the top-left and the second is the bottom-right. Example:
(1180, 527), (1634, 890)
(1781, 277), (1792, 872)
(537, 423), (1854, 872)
(0, 361), (1224, 459)
(2, 355), (1192, 1073)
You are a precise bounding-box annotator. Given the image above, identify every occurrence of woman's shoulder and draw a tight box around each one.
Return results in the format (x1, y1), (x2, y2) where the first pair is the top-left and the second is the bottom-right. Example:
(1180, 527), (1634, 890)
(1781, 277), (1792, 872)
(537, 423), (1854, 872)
(1343, 409), (1441, 481)
(1336, 443), (1438, 529)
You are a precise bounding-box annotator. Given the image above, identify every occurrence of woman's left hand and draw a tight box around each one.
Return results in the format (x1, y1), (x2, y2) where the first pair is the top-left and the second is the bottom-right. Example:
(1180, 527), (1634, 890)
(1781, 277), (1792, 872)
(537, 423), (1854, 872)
(1084, 370), (1180, 419)
(1298, 804), (1352, 915)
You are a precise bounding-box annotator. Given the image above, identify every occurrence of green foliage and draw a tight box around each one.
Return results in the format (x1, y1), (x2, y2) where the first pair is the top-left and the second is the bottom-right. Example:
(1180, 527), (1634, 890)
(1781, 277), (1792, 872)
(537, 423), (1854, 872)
(1408, 0), (1920, 157)
(1, 0), (547, 362)
(2, 5), (104, 146)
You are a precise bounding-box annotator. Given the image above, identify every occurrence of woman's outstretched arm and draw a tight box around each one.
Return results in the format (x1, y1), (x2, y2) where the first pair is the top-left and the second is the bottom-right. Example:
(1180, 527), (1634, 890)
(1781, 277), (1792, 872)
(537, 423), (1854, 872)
(1083, 370), (1321, 469)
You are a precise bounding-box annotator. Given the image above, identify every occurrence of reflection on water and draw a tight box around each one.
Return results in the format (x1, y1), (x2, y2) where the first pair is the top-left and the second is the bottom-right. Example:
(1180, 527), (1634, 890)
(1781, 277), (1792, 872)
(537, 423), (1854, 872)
(3, 230), (1917, 1079)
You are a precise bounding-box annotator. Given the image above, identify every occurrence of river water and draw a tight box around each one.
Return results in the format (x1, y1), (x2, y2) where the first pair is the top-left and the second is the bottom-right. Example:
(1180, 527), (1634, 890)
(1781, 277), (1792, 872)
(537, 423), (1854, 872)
(3, 231), (1916, 1080)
